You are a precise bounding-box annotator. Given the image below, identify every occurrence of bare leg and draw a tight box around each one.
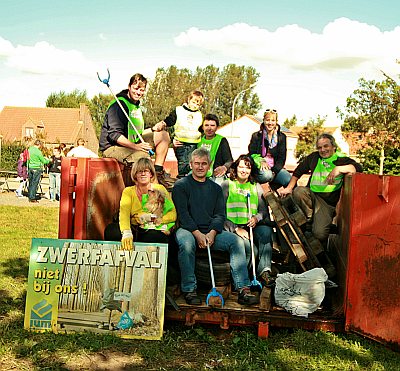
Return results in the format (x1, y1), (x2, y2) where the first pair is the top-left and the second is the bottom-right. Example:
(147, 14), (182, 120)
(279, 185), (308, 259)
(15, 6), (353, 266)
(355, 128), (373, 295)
(153, 130), (170, 167)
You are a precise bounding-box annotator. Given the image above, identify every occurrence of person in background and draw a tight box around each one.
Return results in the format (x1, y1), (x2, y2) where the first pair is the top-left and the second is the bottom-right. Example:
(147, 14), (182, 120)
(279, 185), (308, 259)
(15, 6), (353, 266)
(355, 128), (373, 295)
(66, 138), (98, 158)
(27, 140), (50, 203)
(105, 157), (176, 249)
(198, 113), (233, 185)
(221, 155), (274, 286)
(277, 133), (362, 247)
(172, 147), (259, 306)
(99, 73), (175, 190)
(153, 90), (204, 178)
(248, 109), (291, 187)
(15, 149), (29, 197)
(48, 147), (62, 201)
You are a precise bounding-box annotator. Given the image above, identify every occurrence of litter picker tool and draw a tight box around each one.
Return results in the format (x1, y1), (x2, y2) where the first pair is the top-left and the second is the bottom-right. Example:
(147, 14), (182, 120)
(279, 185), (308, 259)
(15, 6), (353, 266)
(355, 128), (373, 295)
(97, 69), (154, 156)
(205, 241), (224, 307)
(246, 192), (262, 291)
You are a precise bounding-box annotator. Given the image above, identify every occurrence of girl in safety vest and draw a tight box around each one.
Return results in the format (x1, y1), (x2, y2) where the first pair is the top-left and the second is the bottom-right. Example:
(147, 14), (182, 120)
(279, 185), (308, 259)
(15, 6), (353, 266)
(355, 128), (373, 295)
(198, 113), (233, 185)
(221, 155), (274, 287)
(248, 109), (291, 187)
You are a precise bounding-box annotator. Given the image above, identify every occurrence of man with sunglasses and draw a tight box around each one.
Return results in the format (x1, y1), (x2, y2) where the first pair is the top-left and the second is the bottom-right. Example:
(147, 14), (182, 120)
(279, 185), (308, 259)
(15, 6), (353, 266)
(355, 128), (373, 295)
(277, 133), (362, 246)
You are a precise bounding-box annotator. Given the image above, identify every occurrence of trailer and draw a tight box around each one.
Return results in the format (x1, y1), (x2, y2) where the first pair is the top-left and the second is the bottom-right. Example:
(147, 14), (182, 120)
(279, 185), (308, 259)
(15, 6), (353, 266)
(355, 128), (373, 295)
(58, 157), (400, 350)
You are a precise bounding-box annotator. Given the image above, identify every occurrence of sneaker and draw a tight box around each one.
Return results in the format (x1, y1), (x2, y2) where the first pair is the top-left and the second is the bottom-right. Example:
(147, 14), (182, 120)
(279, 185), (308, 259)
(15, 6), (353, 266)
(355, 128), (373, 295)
(259, 271), (275, 287)
(238, 287), (259, 306)
(183, 291), (202, 305)
(15, 191), (22, 198)
(29, 199), (39, 203)
(156, 169), (176, 191)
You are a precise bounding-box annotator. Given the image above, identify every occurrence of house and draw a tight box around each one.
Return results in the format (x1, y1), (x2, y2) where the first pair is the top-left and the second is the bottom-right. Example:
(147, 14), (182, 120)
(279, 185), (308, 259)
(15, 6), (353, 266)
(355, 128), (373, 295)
(0, 104), (98, 153)
(217, 114), (299, 171)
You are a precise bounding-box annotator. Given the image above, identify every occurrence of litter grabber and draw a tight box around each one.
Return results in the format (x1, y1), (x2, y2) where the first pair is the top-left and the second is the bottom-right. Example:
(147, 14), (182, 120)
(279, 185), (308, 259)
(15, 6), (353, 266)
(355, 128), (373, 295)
(97, 68), (154, 156)
(246, 192), (262, 291)
(205, 241), (224, 307)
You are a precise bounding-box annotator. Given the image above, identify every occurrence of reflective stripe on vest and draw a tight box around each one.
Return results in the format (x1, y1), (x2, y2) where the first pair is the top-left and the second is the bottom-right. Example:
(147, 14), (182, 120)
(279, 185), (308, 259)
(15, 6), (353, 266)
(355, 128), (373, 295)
(310, 152), (345, 193)
(109, 97), (144, 143)
(198, 134), (224, 177)
(226, 180), (258, 225)
(174, 106), (202, 143)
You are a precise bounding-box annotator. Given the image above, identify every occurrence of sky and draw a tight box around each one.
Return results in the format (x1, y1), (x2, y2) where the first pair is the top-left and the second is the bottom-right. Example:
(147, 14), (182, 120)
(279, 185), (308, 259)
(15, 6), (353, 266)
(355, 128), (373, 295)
(1, 0), (399, 126)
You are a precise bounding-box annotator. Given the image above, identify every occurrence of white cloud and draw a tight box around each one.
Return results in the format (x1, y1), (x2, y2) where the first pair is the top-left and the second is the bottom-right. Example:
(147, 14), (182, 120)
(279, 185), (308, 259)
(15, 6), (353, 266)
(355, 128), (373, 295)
(0, 38), (95, 76)
(175, 18), (400, 73)
(99, 33), (107, 41)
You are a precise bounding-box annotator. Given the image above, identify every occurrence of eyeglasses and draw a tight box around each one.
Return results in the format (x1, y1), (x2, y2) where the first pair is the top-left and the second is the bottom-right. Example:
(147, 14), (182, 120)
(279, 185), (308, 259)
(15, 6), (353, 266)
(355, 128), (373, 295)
(137, 169), (151, 174)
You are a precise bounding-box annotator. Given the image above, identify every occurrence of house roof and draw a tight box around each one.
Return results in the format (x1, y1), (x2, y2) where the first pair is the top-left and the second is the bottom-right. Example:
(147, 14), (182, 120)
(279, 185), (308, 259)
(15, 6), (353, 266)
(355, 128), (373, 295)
(289, 126), (338, 135)
(0, 106), (86, 143)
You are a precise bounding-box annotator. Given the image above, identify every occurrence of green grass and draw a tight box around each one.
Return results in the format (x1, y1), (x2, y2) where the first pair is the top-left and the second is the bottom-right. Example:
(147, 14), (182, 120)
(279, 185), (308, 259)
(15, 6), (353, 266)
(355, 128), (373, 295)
(0, 205), (399, 370)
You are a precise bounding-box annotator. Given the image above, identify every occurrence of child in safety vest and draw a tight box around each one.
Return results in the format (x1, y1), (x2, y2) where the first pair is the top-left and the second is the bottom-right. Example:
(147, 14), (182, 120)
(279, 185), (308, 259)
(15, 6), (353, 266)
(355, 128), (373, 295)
(156, 90), (204, 178)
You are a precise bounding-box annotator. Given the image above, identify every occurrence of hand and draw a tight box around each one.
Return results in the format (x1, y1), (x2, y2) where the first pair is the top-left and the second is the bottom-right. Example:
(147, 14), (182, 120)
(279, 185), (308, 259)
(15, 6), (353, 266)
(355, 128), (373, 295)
(326, 167), (340, 184)
(173, 138), (183, 147)
(277, 186), (292, 198)
(133, 141), (153, 153)
(121, 230), (134, 250)
(139, 213), (152, 224)
(213, 165), (227, 177)
(205, 230), (217, 246)
(235, 227), (249, 240)
(260, 162), (269, 171)
(193, 230), (207, 249)
(152, 122), (166, 132)
(247, 216), (258, 228)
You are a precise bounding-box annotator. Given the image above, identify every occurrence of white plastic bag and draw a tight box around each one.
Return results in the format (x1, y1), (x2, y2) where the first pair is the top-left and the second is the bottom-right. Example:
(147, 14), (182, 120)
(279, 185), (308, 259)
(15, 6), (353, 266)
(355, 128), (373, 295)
(274, 268), (328, 317)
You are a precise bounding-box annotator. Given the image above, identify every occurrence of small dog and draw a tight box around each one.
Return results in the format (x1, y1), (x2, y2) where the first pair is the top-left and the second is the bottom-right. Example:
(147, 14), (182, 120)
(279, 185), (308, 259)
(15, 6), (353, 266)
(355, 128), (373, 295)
(139, 189), (167, 231)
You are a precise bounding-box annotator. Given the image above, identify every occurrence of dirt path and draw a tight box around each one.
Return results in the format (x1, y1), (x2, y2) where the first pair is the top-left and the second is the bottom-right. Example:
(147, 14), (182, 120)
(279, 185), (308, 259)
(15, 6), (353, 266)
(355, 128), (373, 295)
(0, 191), (60, 207)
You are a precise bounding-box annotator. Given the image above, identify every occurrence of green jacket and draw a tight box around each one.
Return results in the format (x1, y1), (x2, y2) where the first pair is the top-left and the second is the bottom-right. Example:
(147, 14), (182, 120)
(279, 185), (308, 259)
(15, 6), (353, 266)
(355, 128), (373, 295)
(28, 146), (50, 169)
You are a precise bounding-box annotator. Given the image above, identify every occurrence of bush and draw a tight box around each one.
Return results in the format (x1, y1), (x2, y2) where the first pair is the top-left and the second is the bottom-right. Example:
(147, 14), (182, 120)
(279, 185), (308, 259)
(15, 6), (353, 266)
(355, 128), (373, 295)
(0, 142), (25, 171)
(359, 147), (400, 175)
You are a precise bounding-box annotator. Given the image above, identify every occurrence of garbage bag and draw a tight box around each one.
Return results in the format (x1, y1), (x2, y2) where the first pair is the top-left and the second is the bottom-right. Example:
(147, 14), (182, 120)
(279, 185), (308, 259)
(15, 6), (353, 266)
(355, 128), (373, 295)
(274, 268), (328, 318)
(116, 311), (134, 330)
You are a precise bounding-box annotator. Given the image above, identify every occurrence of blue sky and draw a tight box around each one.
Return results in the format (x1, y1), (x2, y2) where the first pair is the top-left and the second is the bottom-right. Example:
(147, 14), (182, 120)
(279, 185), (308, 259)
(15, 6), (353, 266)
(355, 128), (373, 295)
(1, 0), (399, 125)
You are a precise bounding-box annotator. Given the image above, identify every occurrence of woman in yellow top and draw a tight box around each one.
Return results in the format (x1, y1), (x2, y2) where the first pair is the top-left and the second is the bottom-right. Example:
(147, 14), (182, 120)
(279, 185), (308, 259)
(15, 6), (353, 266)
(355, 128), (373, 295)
(119, 157), (177, 250)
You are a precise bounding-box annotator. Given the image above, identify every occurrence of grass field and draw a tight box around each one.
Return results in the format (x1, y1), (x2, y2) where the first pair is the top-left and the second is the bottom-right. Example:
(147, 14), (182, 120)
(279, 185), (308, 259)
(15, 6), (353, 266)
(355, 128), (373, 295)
(0, 205), (399, 370)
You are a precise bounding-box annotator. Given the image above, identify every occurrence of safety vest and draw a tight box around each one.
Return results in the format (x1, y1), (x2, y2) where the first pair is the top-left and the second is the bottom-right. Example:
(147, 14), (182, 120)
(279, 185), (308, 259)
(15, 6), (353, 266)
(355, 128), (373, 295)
(141, 193), (175, 231)
(198, 134), (224, 177)
(109, 97), (144, 143)
(226, 180), (258, 225)
(174, 106), (202, 143)
(310, 152), (345, 193)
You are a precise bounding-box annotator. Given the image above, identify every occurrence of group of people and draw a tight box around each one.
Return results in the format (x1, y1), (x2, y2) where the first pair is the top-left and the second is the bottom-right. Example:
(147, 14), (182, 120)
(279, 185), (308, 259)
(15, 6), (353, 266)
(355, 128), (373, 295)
(16, 138), (98, 203)
(101, 73), (362, 306)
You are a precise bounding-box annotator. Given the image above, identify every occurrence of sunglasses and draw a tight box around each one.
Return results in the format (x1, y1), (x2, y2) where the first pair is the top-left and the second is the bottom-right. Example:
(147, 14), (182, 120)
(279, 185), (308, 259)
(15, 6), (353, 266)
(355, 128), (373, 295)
(264, 109), (277, 114)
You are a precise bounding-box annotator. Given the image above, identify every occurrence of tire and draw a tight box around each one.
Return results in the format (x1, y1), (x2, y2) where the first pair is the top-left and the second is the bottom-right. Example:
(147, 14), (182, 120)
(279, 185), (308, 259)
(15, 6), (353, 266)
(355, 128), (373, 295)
(195, 258), (231, 286)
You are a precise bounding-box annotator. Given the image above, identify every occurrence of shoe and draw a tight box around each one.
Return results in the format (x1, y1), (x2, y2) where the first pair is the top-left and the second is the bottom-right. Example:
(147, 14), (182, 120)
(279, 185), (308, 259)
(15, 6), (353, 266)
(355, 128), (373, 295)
(183, 291), (202, 305)
(29, 199), (39, 203)
(259, 271), (275, 287)
(15, 191), (22, 197)
(156, 169), (176, 191)
(238, 287), (259, 306)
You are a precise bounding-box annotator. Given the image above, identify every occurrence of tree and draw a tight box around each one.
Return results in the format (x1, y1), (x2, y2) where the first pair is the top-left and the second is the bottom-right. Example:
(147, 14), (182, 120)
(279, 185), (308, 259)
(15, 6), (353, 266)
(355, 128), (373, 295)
(46, 89), (90, 108)
(290, 115), (327, 161)
(337, 72), (400, 175)
(142, 64), (261, 127)
(88, 93), (113, 137)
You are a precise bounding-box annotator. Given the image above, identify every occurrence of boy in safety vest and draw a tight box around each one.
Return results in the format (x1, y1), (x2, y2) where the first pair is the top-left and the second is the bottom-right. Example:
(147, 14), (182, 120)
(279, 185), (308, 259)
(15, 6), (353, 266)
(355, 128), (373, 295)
(277, 133), (362, 246)
(153, 90), (204, 178)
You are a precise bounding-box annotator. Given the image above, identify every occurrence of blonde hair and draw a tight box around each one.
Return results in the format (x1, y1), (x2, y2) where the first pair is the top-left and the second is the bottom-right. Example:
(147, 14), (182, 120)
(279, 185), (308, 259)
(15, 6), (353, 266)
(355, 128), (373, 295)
(130, 157), (156, 183)
(187, 90), (204, 104)
(263, 109), (278, 122)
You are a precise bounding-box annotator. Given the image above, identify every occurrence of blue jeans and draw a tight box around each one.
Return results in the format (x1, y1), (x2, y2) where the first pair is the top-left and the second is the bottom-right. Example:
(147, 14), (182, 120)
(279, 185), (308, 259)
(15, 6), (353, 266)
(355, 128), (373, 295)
(256, 168), (291, 187)
(49, 172), (61, 200)
(174, 143), (197, 177)
(28, 168), (42, 201)
(175, 228), (250, 292)
(238, 225), (273, 276)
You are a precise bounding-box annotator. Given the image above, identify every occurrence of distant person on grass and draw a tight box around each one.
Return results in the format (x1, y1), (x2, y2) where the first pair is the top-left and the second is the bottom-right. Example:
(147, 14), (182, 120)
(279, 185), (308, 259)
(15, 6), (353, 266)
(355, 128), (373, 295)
(48, 147), (62, 201)
(66, 138), (98, 158)
(27, 140), (50, 203)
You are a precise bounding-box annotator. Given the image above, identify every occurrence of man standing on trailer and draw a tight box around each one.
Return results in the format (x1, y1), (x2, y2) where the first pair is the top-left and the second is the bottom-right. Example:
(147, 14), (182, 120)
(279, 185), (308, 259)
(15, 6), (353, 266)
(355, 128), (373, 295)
(277, 133), (362, 246)
(99, 73), (175, 190)
(172, 147), (259, 306)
